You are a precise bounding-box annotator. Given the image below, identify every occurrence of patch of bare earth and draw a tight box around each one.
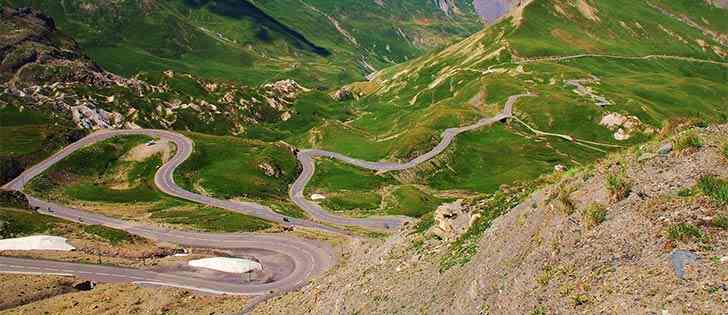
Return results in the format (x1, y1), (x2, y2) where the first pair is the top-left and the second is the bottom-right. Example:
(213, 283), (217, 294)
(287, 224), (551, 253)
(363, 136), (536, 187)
(254, 124), (728, 314)
(0, 274), (77, 311)
(109, 140), (173, 189)
(1, 275), (247, 315)
(124, 140), (173, 163)
(550, 29), (597, 51)
(576, 0), (600, 22)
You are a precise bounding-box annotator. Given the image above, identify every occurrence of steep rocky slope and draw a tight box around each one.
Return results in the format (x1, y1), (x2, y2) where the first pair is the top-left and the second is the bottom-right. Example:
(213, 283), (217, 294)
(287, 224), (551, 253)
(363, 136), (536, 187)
(256, 123), (728, 314)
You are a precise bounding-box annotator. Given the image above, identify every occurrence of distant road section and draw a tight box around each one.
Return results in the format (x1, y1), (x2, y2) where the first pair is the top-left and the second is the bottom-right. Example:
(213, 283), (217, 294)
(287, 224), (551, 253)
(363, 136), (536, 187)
(290, 93), (534, 230)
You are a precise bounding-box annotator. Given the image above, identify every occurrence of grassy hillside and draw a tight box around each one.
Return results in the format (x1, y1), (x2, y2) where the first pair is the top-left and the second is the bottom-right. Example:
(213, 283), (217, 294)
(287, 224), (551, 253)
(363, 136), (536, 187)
(27, 136), (274, 232)
(300, 0), (726, 195)
(304, 159), (446, 218)
(3, 1), (726, 223)
(174, 132), (305, 218)
(0, 107), (87, 185)
(5, 0), (482, 86)
(0, 6), (352, 140)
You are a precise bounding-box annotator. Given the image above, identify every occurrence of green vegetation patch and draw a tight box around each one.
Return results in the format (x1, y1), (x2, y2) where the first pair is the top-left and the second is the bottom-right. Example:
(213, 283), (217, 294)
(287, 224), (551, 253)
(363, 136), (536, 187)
(27, 134), (277, 232)
(667, 223), (705, 242)
(582, 203), (607, 229)
(307, 160), (445, 218)
(606, 172), (632, 202)
(698, 176), (728, 206)
(677, 187), (696, 197)
(307, 159), (395, 193)
(386, 185), (443, 218)
(320, 191), (381, 213)
(28, 135), (156, 202)
(555, 183), (577, 215)
(175, 132), (297, 200)
(7, 0), (481, 87)
(150, 206), (271, 233)
(0, 124), (49, 157)
(82, 225), (133, 244)
(712, 215), (728, 230)
(0, 107), (87, 185)
(674, 131), (703, 152)
(0, 207), (59, 239)
(47, 136), (150, 178)
(413, 212), (435, 234)
(173, 132), (304, 218)
(426, 125), (577, 193)
(65, 183), (160, 204)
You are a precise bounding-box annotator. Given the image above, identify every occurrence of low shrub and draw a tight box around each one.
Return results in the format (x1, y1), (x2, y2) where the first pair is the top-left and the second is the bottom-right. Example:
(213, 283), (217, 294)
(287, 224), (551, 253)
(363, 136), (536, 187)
(0, 190), (30, 210)
(667, 223), (705, 242)
(674, 131), (703, 151)
(582, 203), (607, 228)
(712, 215), (728, 230)
(606, 173), (631, 202)
(556, 183), (577, 215)
(698, 176), (728, 206)
(677, 187), (695, 197)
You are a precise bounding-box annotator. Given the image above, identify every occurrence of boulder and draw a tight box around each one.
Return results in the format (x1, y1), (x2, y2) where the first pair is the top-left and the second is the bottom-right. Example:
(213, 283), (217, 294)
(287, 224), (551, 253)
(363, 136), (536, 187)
(671, 250), (697, 279)
(258, 162), (282, 177)
(72, 280), (96, 291)
(657, 142), (673, 155)
(430, 200), (473, 241)
(332, 87), (353, 101)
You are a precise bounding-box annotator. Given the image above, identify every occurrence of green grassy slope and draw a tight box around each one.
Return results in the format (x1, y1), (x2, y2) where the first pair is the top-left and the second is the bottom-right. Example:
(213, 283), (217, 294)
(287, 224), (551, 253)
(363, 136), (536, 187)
(0, 207), (143, 245)
(301, 0), (726, 195)
(26, 136), (274, 232)
(174, 132), (305, 218)
(5, 0), (482, 86)
(0, 106), (87, 185)
(304, 159), (445, 218)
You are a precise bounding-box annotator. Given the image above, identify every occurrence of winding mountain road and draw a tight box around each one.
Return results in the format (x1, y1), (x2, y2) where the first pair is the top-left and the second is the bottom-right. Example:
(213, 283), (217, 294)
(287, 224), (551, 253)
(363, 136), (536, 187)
(290, 93), (534, 229)
(0, 201), (335, 296)
(2, 130), (341, 296)
(0, 93), (533, 298)
(514, 53), (728, 66)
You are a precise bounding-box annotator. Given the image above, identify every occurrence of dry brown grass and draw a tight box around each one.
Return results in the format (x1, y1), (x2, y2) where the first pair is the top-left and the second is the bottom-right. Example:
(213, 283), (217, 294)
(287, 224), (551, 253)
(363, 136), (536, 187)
(3, 277), (247, 315)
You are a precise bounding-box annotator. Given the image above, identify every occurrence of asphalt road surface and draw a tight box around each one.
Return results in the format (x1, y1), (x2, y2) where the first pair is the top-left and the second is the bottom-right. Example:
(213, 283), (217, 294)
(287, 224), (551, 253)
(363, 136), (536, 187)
(0, 93), (533, 297)
(289, 93), (534, 229)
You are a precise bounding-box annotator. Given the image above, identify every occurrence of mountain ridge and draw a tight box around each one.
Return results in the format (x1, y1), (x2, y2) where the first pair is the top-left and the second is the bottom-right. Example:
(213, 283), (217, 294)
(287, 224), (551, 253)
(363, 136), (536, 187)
(5, 0), (485, 86)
